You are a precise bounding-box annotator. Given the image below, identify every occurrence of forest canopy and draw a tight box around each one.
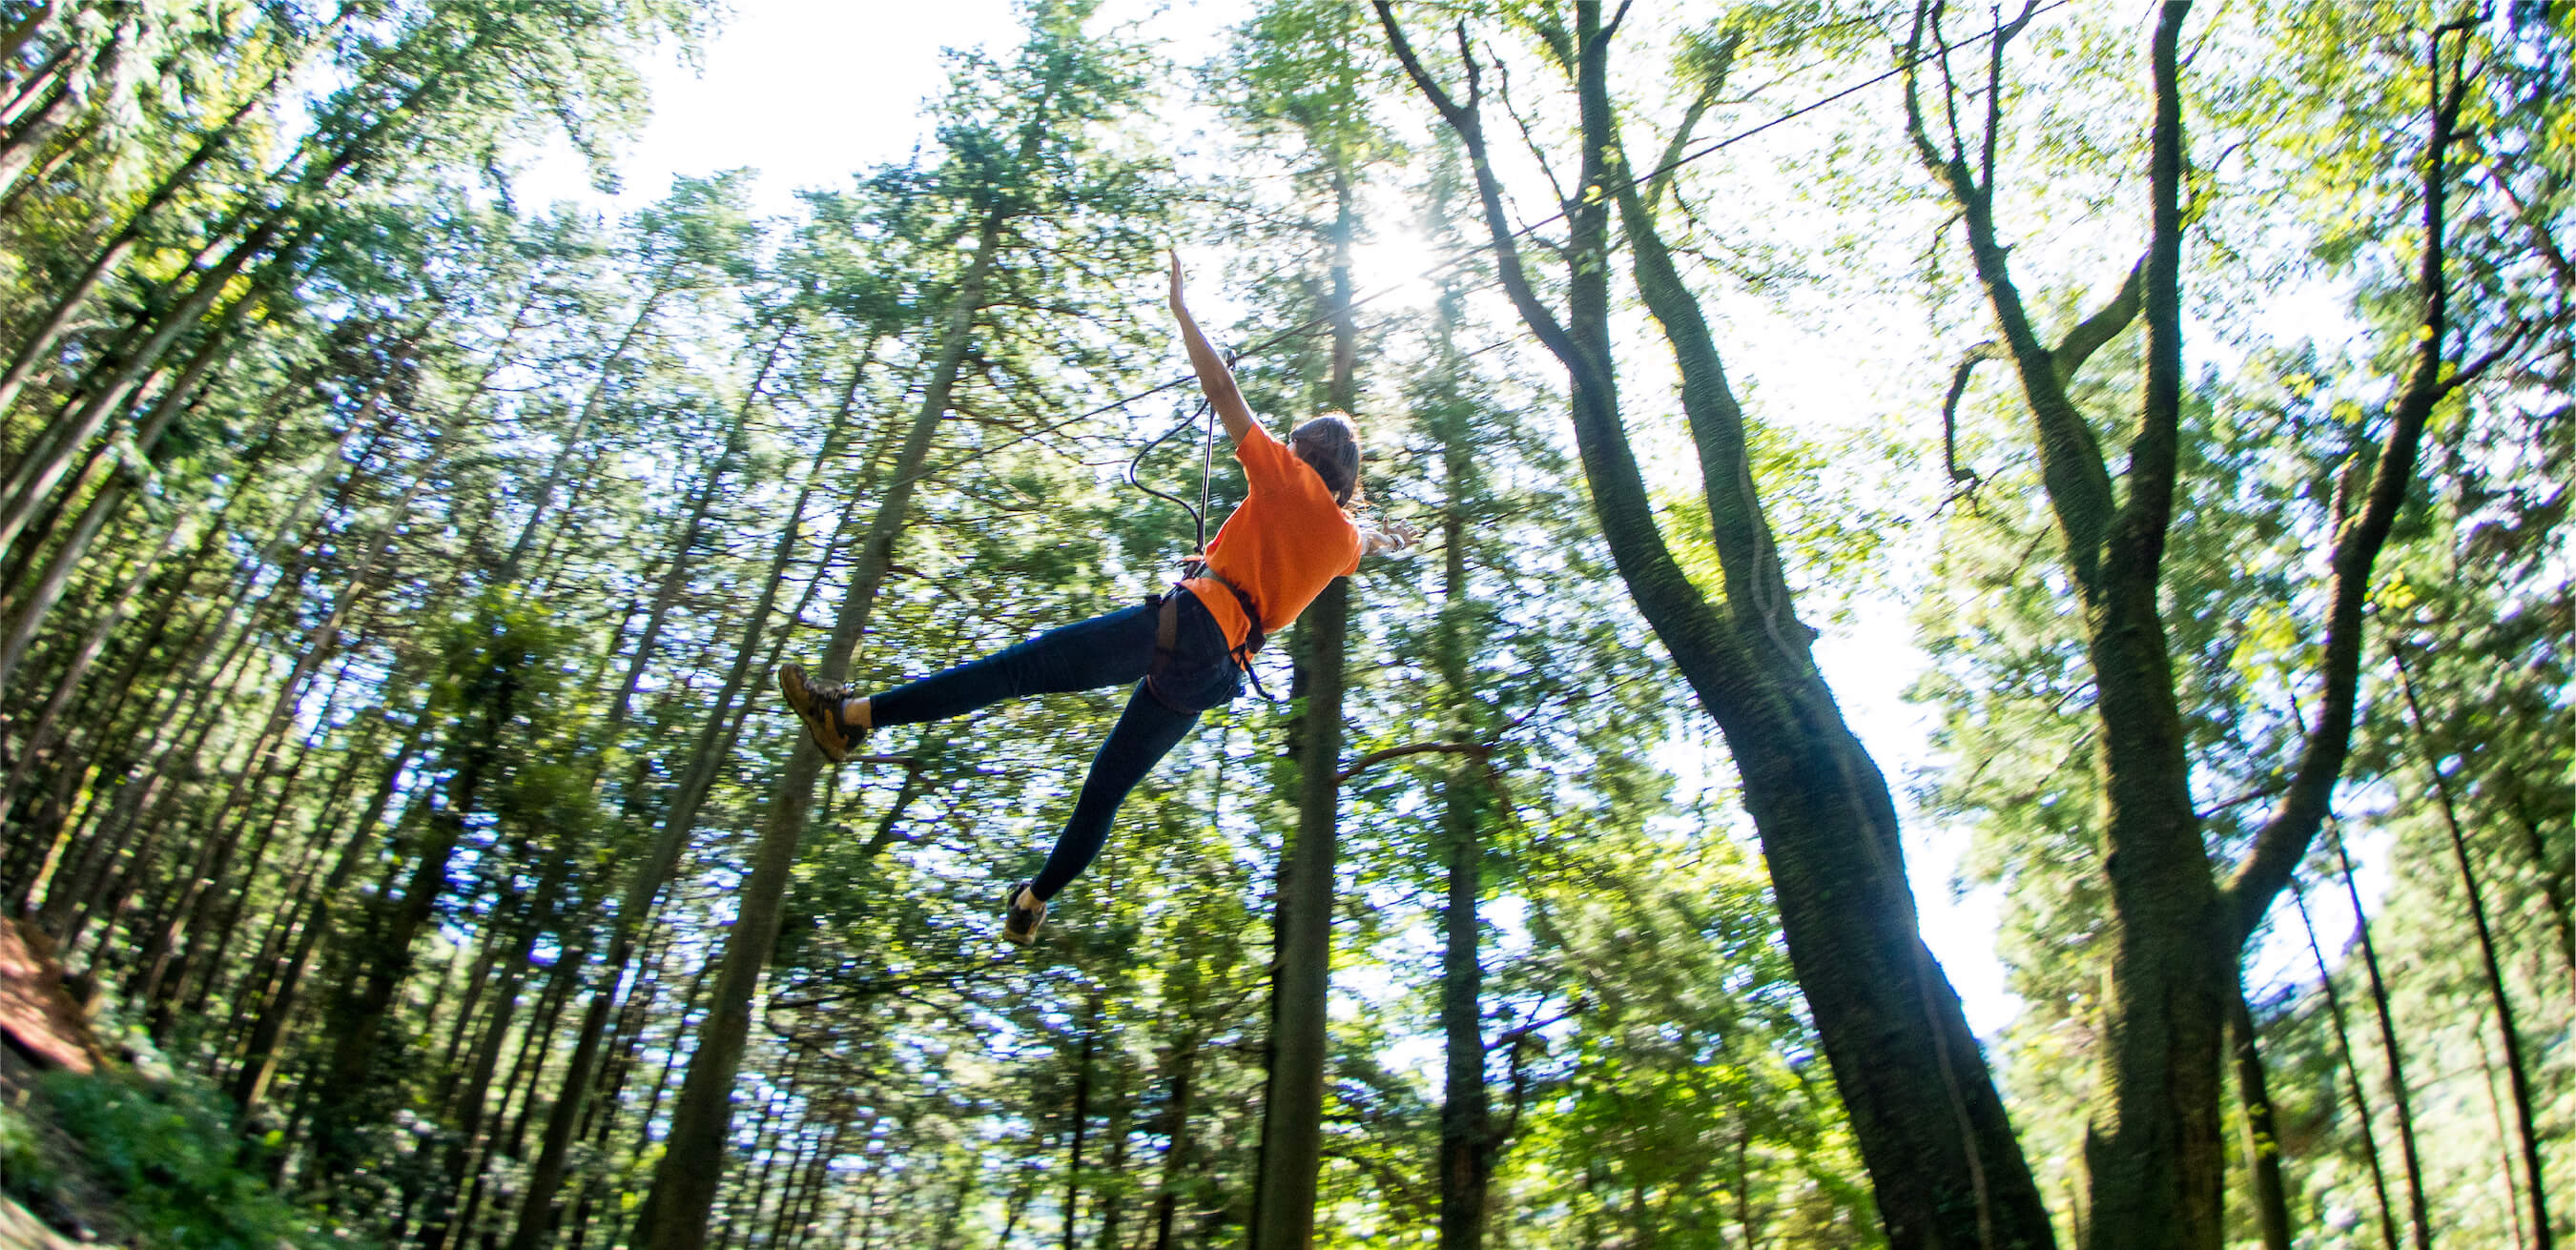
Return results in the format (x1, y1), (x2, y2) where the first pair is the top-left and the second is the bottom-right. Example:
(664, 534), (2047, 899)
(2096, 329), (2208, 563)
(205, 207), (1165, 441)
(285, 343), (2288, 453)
(0, 2), (2564, 1249)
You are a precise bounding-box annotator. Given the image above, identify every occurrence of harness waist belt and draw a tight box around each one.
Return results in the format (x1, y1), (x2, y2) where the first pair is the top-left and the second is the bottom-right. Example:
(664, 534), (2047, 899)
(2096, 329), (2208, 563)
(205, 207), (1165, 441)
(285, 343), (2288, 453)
(1155, 565), (1265, 664)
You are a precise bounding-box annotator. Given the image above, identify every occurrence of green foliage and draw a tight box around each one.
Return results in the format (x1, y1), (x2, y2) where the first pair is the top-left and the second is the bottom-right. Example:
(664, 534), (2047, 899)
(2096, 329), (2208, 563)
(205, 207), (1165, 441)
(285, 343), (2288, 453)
(11, 1070), (364, 1250)
(0, 1), (2559, 1247)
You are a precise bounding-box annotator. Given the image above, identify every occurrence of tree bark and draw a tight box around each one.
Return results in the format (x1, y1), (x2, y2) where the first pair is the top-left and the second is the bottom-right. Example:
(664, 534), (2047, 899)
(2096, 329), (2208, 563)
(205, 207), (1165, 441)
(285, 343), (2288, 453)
(1249, 155), (1360, 1250)
(2290, 877), (2399, 1249)
(1378, 6), (2052, 1244)
(507, 344), (880, 1250)
(634, 131), (1026, 1249)
(1437, 767), (1490, 1250)
(2392, 645), (2552, 1249)
(309, 625), (527, 1177)
(2227, 993), (2293, 1250)
(1064, 1008), (1099, 1250)
(2334, 827), (2433, 1250)
(1896, 7), (2492, 1244)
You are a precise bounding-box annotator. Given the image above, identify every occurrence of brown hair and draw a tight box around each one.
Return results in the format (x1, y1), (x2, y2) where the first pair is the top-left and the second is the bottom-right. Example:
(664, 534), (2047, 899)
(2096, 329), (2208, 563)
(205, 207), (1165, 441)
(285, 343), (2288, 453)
(1289, 412), (1362, 508)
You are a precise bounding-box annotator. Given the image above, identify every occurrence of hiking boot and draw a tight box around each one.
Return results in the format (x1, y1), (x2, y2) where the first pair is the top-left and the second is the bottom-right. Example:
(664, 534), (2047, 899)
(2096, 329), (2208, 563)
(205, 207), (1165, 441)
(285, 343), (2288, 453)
(1001, 883), (1047, 946)
(777, 664), (862, 764)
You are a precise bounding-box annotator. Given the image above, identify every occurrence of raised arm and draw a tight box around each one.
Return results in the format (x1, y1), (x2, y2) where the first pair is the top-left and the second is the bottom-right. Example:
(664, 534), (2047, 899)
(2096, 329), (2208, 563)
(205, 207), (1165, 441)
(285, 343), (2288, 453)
(1168, 252), (1258, 444)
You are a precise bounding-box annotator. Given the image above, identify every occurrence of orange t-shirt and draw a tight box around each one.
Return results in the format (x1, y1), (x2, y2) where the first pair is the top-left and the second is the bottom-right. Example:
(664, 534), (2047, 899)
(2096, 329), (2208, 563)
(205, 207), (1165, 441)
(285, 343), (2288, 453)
(1184, 423), (1362, 651)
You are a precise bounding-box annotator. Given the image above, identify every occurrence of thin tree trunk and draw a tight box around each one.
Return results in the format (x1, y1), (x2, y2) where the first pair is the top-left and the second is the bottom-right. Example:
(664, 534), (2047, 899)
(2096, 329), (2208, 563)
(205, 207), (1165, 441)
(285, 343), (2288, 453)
(416, 844), (578, 1250)
(1250, 154), (1360, 1250)
(230, 716), (428, 1115)
(0, 300), (237, 696)
(0, 11), (136, 202)
(603, 327), (782, 727)
(0, 502), (188, 885)
(2334, 825), (2432, 1250)
(1093, 1068), (1132, 1250)
(0, 215), (299, 560)
(1064, 1008), (1099, 1250)
(494, 295), (667, 583)
(633, 130), (1027, 1249)
(2392, 645), (2552, 1249)
(0, 53), (305, 418)
(2292, 880), (2400, 1250)
(2227, 992), (2293, 1250)
(505, 348), (879, 1250)
(1149, 1015), (1202, 1250)
(309, 646), (525, 1177)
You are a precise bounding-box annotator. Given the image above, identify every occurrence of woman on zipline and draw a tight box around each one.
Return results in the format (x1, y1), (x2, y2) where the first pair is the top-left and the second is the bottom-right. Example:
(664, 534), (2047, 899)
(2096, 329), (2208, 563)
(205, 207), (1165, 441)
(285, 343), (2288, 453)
(777, 254), (1416, 944)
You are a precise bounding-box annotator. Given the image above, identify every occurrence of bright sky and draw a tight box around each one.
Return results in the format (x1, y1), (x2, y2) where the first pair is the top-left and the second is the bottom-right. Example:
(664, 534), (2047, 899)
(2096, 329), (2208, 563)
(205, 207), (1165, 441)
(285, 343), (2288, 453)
(515, 2), (2074, 1039)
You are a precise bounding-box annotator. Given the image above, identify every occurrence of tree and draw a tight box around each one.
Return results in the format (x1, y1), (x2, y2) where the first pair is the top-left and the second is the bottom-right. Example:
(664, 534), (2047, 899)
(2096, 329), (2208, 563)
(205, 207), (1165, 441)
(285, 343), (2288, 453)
(1372, 5), (2053, 1243)
(1903, 2), (2542, 1240)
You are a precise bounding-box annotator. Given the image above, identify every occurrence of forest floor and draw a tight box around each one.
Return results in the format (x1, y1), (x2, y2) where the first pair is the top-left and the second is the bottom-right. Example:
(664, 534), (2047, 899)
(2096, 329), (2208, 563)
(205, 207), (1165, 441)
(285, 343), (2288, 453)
(0, 919), (105, 1083)
(0, 918), (119, 1249)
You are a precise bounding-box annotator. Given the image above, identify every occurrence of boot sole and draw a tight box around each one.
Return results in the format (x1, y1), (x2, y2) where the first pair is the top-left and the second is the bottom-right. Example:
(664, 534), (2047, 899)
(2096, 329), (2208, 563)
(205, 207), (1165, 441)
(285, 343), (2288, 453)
(777, 666), (851, 764)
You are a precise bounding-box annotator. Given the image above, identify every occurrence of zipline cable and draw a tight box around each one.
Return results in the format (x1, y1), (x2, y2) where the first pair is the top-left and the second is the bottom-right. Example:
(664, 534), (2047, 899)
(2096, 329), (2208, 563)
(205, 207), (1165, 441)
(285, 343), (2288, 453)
(891, 3), (2069, 496)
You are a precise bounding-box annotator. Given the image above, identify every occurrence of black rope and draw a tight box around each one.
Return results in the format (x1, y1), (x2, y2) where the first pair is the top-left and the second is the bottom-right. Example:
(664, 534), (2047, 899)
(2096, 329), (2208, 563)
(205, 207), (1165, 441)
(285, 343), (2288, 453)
(1123, 347), (1234, 555)
(1123, 394), (1218, 547)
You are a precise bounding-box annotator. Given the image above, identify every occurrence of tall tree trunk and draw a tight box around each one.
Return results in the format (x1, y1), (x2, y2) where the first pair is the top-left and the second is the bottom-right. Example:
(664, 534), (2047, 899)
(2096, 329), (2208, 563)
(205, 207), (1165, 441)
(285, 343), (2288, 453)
(309, 642), (526, 1178)
(602, 326), (783, 727)
(416, 843), (578, 1250)
(0, 215), (299, 561)
(230, 715), (428, 1115)
(2291, 880), (2401, 1250)
(1437, 768), (1490, 1250)
(1250, 158), (1360, 1250)
(1148, 987), (1203, 1250)
(1093, 1069), (1133, 1250)
(0, 494), (189, 874)
(1064, 1009), (1099, 1250)
(506, 348), (879, 1250)
(634, 151), (1024, 1248)
(1432, 281), (1492, 1250)
(0, 10), (137, 202)
(1378, 6), (2052, 1244)
(0, 297), (240, 696)
(124, 458), (415, 1014)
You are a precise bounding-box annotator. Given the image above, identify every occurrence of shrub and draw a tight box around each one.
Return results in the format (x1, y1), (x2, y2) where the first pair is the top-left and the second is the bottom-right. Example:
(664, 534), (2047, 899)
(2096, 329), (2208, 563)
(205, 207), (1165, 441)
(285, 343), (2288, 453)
(21, 1069), (361, 1250)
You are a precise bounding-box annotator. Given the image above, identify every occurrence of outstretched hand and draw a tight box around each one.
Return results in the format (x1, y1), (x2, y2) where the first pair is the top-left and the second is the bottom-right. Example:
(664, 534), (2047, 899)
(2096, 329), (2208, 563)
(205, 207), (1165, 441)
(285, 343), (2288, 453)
(1362, 518), (1422, 557)
(1166, 250), (1189, 317)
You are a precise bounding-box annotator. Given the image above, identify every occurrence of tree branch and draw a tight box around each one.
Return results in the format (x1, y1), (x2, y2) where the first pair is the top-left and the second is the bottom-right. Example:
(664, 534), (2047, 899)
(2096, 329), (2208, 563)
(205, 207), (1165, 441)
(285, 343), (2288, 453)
(1372, 2), (1583, 371)
(1493, 52), (1572, 215)
(2050, 257), (2145, 384)
(2111, 0), (2191, 590)
(2227, 18), (2476, 941)
(1338, 740), (1490, 784)
(1906, 0), (2115, 592)
(1942, 339), (2007, 484)
(1646, 31), (1739, 213)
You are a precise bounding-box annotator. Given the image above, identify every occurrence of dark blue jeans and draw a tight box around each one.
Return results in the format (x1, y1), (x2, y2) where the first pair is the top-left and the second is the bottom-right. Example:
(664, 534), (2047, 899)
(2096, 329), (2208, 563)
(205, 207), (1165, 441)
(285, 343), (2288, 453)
(868, 592), (1240, 900)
